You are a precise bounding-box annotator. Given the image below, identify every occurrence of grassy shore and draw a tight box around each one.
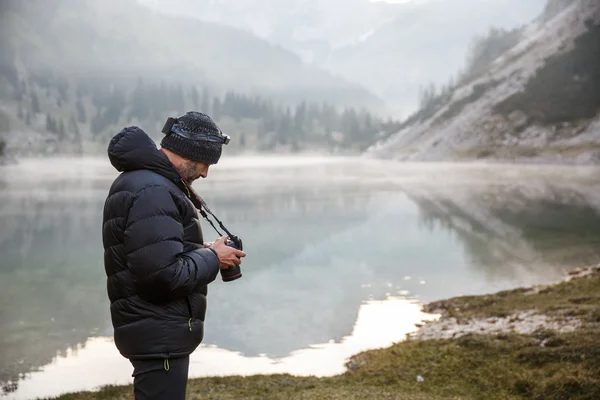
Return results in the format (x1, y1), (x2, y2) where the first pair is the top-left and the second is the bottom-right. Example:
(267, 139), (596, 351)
(50, 267), (600, 400)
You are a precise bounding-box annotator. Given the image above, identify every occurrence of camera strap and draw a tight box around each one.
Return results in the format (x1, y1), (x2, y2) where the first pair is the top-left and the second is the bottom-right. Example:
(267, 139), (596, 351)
(177, 178), (234, 239)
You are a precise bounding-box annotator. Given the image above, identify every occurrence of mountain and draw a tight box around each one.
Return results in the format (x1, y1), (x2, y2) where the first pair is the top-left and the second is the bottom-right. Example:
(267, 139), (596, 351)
(365, 0), (600, 164)
(0, 0), (380, 109)
(141, 0), (548, 116)
(138, 0), (403, 58)
(0, 0), (403, 157)
(325, 0), (548, 116)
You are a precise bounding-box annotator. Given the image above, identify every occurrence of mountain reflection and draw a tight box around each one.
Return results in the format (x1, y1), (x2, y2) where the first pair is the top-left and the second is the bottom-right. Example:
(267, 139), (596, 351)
(1, 159), (600, 394)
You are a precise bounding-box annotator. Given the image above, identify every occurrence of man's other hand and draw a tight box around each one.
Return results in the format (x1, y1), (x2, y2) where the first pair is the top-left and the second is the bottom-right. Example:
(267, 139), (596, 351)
(210, 236), (246, 269)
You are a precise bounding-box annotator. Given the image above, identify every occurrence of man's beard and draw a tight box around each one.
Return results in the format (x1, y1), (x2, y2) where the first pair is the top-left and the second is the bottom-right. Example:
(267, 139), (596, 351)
(179, 160), (199, 184)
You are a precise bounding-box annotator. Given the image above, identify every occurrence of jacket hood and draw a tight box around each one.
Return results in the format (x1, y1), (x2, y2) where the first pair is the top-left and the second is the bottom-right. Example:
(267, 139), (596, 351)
(107, 126), (180, 181)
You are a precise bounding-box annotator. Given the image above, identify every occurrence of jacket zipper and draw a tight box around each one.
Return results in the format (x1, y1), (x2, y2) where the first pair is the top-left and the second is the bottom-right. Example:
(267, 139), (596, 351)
(185, 297), (193, 331)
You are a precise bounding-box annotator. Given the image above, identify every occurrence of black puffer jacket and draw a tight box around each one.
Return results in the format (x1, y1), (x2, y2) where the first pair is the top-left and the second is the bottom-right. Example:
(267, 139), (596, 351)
(102, 126), (220, 361)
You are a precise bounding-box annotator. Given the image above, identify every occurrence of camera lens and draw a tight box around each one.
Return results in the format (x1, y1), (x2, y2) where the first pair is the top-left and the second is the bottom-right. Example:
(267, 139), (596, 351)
(220, 266), (242, 282)
(220, 238), (242, 282)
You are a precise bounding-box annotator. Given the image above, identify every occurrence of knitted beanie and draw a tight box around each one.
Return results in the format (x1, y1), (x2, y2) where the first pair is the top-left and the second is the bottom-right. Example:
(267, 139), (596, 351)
(160, 112), (224, 165)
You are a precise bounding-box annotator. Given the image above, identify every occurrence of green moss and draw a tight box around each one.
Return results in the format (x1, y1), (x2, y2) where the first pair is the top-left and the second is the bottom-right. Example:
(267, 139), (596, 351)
(425, 269), (600, 320)
(48, 271), (600, 400)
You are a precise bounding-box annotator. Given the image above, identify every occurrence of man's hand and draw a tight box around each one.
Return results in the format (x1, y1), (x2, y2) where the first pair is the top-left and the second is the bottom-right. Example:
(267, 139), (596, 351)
(210, 236), (246, 270)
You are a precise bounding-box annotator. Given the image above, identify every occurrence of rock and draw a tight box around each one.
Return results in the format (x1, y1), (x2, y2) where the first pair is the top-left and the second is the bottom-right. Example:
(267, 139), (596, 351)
(569, 267), (584, 275)
(365, 0), (600, 164)
(507, 110), (529, 130)
(417, 375), (424, 383)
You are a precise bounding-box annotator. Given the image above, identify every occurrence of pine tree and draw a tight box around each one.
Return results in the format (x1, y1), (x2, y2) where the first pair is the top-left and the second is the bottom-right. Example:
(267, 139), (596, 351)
(364, 112), (372, 131)
(91, 111), (106, 135)
(58, 119), (65, 138)
(212, 97), (222, 121)
(31, 92), (41, 114)
(68, 116), (80, 136)
(190, 87), (200, 109)
(222, 91), (234, 118)
(130, 78), (149, 121)
(104, 88), (126, 125)
(68, 116), (83, 155)
(13, 85), (24, 101)
(293, 102), (307, 138)
(201, 89), (211, 114)
(46, 114), (56, 133)
(278, 107), (293, 144)
(76, 99), (86, 123)
(0, 111), (10, 132)
(170, 84), (185, 112)
(157, 81), (168, 114)
(57, 78), (69, 102)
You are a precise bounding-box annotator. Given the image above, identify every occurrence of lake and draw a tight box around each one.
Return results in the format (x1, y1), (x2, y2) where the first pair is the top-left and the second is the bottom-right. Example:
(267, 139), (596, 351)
(1, 156), (600, 400)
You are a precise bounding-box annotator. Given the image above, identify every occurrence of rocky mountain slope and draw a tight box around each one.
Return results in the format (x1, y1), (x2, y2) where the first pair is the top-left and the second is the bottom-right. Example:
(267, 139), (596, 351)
(365, 0), (600, 164)
(325, 0), (547, 115)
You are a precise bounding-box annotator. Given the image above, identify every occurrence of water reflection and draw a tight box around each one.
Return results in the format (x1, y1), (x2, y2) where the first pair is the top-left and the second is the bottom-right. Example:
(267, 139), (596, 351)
(409, 180), (600, 280)
(1, 157), (600, 397)
(6, 297), (436, 400)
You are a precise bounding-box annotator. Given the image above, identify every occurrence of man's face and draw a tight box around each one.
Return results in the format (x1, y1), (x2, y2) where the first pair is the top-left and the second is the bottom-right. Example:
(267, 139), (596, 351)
(180, 159), (210, 184)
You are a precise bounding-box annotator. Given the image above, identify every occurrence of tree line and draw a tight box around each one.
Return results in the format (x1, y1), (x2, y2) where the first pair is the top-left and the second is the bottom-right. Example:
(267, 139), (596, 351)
(2, 67), (400, 154)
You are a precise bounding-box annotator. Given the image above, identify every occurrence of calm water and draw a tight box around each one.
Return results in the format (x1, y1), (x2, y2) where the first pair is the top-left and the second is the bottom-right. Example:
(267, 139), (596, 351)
(2, 156), (600, 399)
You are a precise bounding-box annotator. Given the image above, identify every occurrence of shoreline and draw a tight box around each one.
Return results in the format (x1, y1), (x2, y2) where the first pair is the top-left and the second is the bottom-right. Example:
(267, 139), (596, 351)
(44, 265), (600, 400)
(3, 151), (600, 170)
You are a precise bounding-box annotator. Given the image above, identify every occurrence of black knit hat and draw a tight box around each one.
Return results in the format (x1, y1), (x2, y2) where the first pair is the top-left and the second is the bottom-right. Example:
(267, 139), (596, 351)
(160, 112), (226, 165)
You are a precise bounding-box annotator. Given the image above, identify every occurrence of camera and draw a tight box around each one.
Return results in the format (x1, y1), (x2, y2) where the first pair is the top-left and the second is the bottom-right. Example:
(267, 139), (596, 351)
(176, 175), (244, 283)
(220, 235), (243, 282)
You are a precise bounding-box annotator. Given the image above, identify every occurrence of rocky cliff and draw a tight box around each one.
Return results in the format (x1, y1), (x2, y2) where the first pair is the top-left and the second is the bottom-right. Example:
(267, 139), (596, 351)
(365, 0), (600, 164)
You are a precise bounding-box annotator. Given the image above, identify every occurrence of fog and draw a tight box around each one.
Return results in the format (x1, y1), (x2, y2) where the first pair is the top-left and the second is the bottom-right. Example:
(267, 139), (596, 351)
(0, 0), (564, 158)
(1, 1), (600, 396)
(1, 0), (547, 116)
(136, 0), (547, 114)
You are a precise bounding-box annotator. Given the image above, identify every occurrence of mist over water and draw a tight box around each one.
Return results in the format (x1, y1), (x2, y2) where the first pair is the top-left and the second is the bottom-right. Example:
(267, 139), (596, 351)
(2, 156), (600, 399)
(1, 0), (598, 397)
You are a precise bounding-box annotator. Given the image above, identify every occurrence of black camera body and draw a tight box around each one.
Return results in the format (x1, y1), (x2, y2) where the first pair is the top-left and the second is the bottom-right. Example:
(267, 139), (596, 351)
(220, 235), (243, 282)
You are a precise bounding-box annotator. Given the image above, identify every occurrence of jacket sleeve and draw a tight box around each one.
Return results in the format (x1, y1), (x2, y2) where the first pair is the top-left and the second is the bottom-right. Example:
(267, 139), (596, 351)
(124, 185), (220, 301)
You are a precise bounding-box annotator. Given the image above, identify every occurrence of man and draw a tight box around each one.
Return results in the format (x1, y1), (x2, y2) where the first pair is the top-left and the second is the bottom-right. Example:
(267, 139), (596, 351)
(102, 111), (245, 399)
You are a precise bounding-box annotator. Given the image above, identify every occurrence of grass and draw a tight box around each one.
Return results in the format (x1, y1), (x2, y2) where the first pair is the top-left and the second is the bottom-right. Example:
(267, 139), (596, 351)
(49, 269), (600, 400)
(424, 268), (600, 320)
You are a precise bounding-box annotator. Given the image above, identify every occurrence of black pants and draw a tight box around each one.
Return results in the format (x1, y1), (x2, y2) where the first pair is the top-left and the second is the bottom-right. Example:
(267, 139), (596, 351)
(130, 356), (190, 400)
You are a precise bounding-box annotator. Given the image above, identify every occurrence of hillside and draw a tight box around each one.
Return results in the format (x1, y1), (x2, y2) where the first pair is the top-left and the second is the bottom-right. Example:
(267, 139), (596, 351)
(138, 0), (404, 63)
(0, 78), (396, 157)
(0, 0), (399, 157)
(0, 0), (379, 109)
(139, 0), (547, 116)
(365, 0), (600, 164)
(326, 0), (547, 116)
